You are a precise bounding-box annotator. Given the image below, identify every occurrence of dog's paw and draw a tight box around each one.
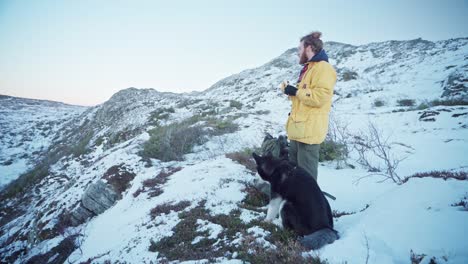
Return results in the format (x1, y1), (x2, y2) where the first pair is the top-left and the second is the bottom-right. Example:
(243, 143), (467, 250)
(264, 217), (274, 222)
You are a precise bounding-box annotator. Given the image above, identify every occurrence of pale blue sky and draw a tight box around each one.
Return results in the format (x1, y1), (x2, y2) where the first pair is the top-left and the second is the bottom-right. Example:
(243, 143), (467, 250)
(1, 0), (467, 106)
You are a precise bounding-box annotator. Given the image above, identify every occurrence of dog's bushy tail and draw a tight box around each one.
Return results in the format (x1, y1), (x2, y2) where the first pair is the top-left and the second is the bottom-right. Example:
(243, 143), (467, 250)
(299, 228), (339, 250)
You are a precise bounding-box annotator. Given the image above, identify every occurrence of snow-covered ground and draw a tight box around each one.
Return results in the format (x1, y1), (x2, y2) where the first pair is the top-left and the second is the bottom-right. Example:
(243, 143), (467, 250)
(319, 166), (468, 264)
(0, 95), (86, 187)
(1, 37), (467, 264)
(65, 105), (467, 263)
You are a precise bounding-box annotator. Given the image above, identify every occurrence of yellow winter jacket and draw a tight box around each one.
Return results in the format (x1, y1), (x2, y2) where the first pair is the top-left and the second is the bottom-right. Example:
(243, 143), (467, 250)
(286, 61), (337, 144)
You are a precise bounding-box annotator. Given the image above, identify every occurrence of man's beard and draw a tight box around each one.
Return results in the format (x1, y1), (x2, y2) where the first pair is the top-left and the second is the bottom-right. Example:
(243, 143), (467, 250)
(299, 52), (308, 64)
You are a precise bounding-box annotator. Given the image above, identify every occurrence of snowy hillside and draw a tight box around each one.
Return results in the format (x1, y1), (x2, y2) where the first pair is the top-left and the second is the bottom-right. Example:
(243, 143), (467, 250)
(0, 37), (467, 264)
(0, 95), (86, 188)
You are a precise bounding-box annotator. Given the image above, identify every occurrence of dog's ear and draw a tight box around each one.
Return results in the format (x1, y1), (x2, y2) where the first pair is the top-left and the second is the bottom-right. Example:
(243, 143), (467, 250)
(252, 152), (270, 181)
(252, 152), (262, 164)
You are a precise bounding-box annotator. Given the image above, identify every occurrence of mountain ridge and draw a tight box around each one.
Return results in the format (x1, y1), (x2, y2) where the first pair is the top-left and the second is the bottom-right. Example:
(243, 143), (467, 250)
(0, 36), (467, 263)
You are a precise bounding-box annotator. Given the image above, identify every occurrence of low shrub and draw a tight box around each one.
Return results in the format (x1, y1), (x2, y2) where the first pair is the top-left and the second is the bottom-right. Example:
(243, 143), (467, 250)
(403, 170), (467, 183)
(340, 70), (358, 81)
(133, 167), (182, 198)
(430, 98), (468, 106)
(141, 116), (238, 161)
(373, 99), (385, 107)
(241, 185), (269, 208)
(0, 164), (49, 199)
(332, 204), (369, 219)
(397, 99), (416, 107)
(2, 159), (13, 166)
(94, 136), (105, 146)
(25, 235), (77, 264)
(148, 107), (175, 126)
(141, 122), (205, 161)
(332, 210), (355, 218)
(229, 100), (243, 110)
(102, 164), (136, 196)
(150, 204), (218, 261)
(71, 132), (93, 157)
(225, 148), (258, 173)
(451, 195), (468, 211)
(203, 117), (239, 136)
(414, 98), (468, 111)
(238, 237), (326, 264)
(150, 200), (191, 219)
(415, 101), (430, 110)
(149, 201), (320, 263)
(142, 170), (172, 187)
(255, 110), (271, 115)
(319, 140), (348, 162)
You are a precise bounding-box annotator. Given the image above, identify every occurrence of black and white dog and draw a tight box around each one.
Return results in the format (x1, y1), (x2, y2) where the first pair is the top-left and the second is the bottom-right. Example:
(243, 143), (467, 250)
(252, 152), (338, 249)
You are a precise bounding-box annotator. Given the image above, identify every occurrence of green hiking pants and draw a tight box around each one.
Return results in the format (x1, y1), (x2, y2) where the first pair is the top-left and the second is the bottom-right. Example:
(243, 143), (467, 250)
(289, 140), (320, 181)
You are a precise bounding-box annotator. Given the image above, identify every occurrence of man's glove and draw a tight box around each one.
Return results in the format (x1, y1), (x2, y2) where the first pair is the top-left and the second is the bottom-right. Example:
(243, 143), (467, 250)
(284, 85), (298, 96)
(279, 80), (289, 92)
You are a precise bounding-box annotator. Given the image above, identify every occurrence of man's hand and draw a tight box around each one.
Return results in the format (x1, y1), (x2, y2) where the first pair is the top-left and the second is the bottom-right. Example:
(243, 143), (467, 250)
(284, 85), (298, 96)
(279, 80), (289, 93)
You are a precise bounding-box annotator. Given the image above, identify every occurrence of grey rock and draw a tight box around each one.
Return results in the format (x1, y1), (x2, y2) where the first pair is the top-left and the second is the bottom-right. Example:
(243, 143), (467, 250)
(70, 205), (94, 226)
(441, 67), (468, 100)
(70, 180), (118, 226)
(81, 180), (118, 215)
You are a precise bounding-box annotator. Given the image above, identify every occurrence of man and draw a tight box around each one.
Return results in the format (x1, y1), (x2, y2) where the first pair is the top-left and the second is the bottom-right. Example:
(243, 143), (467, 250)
(280, 31), (337, 181)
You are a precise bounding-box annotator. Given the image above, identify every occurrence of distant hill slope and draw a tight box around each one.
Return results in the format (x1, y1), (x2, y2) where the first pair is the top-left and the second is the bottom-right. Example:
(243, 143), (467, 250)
(0, 94), (86, 187)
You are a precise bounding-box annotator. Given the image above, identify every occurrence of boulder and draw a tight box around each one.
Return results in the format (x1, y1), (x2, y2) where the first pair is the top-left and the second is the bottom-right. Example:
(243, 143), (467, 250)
(70, 180), (118, 226)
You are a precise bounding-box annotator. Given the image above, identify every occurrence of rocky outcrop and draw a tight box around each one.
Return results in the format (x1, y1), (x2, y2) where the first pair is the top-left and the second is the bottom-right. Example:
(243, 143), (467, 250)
(441, 66), (468, 99)
(71, 180), (118, 226)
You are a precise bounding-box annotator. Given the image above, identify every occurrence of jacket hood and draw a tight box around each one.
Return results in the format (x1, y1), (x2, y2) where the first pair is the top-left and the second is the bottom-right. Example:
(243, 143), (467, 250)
(308, 49), (329, 63)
